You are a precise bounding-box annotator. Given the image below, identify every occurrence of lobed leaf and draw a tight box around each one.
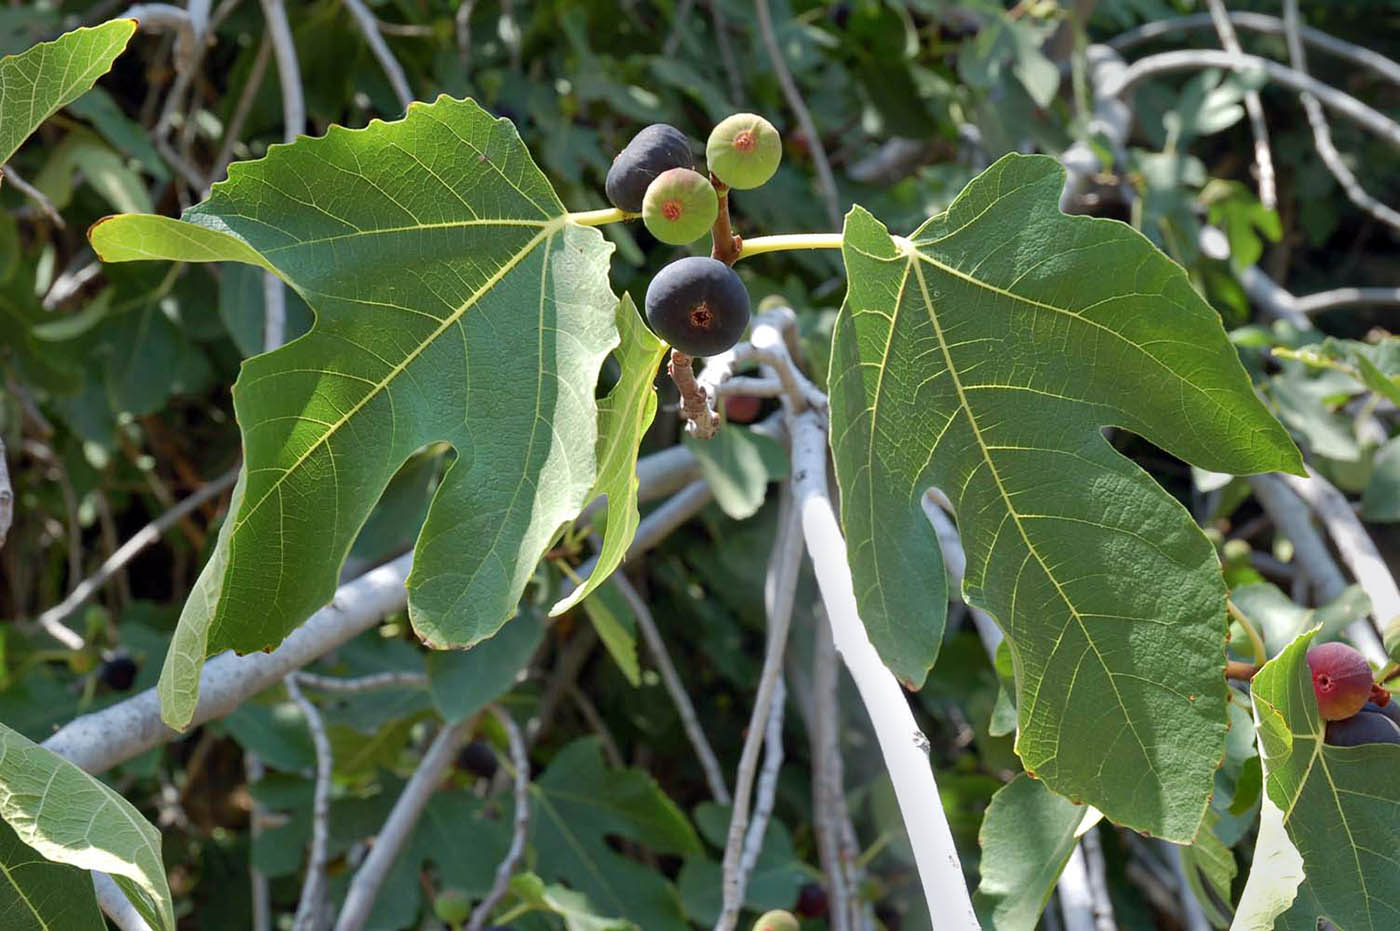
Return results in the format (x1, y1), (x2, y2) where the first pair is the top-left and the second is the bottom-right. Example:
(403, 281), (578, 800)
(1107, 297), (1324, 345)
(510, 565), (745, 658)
(90, 96), (620, 729)
(828, 153), (1302, 839)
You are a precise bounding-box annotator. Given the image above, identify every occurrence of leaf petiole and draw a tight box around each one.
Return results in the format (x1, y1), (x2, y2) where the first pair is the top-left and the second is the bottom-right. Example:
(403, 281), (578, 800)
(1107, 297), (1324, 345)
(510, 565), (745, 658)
(736, 232), (845, 259)
(567, 206), (635, 226)
(1227, 598), (1269, 666)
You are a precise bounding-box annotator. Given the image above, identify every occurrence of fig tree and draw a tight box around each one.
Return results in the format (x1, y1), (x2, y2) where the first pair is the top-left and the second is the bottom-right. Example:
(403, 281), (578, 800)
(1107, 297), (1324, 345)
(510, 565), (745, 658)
(1324, 710), (1400, 747)
(643, 168), (718, 244)
(707, 113), (782, 189)
(1306, 641), (1372, 721)
(644, 256), (750, 357)
(605, 123), (695, 213)
(434, 888), (472, 925)
(752, 910), (799, 931)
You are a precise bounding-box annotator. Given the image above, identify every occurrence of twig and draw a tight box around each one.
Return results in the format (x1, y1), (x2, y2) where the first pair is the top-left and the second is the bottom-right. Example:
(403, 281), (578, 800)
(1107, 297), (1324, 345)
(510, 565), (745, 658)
(465, 706), (530, 931)
(0, 438), (11, 550)
(1080, 827), (1117, 931)
(261, 0), (305, 141)
(565, 681), (624, 769)
(715, 487), (803, 931)
(662, 0), (695, 57)
(120, 3), (190, 31)
(671, 350), (722, 440)
(1246, 475), (1388, 664)
(1059, 843), (1095, 931)
(1168, 843), (1212, 931)
(1280, 466), (1400, 636)
(1106, 50), (1400, 149)
(1206, 0), (1276, 209)
(262, 269), (286, 353)
(612, 574), (731, 804)
(736, 675), (784, 883)
(1282, 0), (1400, 233)
(246, 753), (272, 931)
(36, 466), (238, 636)
(921, 491), (1002, 655)
(334, 717), (475, 931)
(1293, 286), (1400, 315)
(286, 674), (333, 931)
(342, 0), (414, 110)
(706, 0), (744, 106)
(527, 625), (597, 747)
(1, 167), (64, 227)
(455, 0), (475, 70)
(295, 670), (428, 693)
(93, 871), (154, 931)
(43, 553), (415, 773)
(210, 32), (272, 186)
(1108, 12), (1400, 87)
(791, 411), (979, 931)
(753, 0), (841, 229)
(811, 620), (854, 931)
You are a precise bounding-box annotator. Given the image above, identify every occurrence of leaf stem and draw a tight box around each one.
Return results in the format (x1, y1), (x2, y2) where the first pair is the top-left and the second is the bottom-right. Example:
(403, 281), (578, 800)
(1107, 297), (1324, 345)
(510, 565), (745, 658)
(567, 207), (634, 227)
(1227, 598), (1268, 665)
(737, 233), (844, 259)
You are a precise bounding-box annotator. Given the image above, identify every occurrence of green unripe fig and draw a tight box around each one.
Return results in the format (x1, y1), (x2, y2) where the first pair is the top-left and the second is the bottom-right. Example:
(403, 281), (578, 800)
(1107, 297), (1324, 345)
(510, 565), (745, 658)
(752, 910), (799, 931)
(644, 256), (750, 357)
(643, 168), (718, 245)
(707, 113), (782, 189)
(433, 888), (472, 924)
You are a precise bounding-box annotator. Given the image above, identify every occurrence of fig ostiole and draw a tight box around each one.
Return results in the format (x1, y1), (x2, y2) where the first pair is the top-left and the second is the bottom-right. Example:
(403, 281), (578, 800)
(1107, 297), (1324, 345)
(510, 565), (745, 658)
(605, 123), (695, 213)
(1307, 641), (1374, 721)
(644, 256), (750, 357)
(642, 167), (718, 245)
(707, 112), (782, 190)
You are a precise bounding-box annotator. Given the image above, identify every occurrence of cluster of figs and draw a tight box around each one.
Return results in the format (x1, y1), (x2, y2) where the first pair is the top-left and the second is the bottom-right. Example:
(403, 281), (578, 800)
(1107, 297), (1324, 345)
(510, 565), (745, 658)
(1307, 641), (1400, 746)
(604, 114), (782, 357)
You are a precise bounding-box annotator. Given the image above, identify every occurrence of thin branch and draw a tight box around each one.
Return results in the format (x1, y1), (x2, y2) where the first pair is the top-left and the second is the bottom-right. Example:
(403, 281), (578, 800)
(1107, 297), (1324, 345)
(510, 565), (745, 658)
(1080, 827), (1117, 931)
(613, 573), (731, 804)
(465, 706), (530, 931)
(662, 0), (695, 57)
(1108, 12), (1400, 87)
(295, 670), (428, 693)
(706, 0), (744, 106)
(736, 675), (784, 884)
(43, 553), (415, 774)
(1168, 842), (1212, 931)
(791, 411), (979, 931)
(1059, 843), (1095, 931)
(261, 0), (305, 140)
(246, 753), (272, 931)
(335, 717), (476, 931)
(565, 681), (625, 768)
(1106, 50), (1400, 149)
(715, 487), (803, 931)
(210, 32), (272, 186)
(753, 0), (841, 229)
(287, 674), (333, 931)
(0, 438), (11, 550)
(1293, 286), (1400, 315)
(811, 620), (854, 931)
(1282, 0), (1400, 233)
(36, 466), (238, 636)
(262, 270), (286, 353)
(1206, 0), (1276, 209)
(93, 871), (153, 931)
(671, 350), (721, 440)
(1, 167), (65, 227)
(342, 0), (414, 110)
(1246, 475), (1388, 664)
(455, 0), (475, 70)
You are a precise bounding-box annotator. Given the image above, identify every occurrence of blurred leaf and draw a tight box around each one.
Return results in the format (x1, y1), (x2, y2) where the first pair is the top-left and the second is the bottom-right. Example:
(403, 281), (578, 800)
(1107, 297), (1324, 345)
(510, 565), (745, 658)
(426, 608), (544, 724)
(684, 425), (788, 521)
(1231, 582), (1370, 657)
(216, 263), (313, 358)
(66, 87), (168, 181)
(583, 581), (640, 688)
(973, 774), (1084, 931)
(1362, 436), (1400, 521)
(1181, 810), (1237, 928)
(510, 873), (638, 931)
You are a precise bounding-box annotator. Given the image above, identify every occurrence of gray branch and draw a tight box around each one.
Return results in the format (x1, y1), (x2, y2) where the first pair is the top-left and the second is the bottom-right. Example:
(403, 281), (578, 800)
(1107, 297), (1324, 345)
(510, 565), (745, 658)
(287, 674), (334, 931)
(465, 706), (530, 931)
(342, 0), (414, 110)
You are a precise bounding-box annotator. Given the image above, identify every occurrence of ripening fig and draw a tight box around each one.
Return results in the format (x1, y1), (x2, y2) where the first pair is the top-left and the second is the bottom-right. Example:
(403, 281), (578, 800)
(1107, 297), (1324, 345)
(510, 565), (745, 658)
(643, 168), (718, 244)
(456, 739), (498, 779)
(723, 394), (762, 424)
(752, 910), (799, 931)
(644, 256), (750, 357)
(605, 124), (695, 212)
(99, 653), (139, 691)
(1324, 711), (1400, 747)
(707, 113), (782, 189)
(1306, 641), (1373, 721)
(433, 888), (472, 925)
(793, 881), (829, 918)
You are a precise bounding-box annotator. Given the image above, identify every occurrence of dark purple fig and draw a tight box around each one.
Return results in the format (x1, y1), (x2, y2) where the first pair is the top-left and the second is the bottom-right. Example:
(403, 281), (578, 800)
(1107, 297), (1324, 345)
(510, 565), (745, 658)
(794, 881), (828, 918)
(605, 124), (694, 213)
(455, 740), (498, 779)
(644, 256), (750, 357)
(1325, 711), (1400, 747)
(99, 654), (139, 691)
(1362, 699), (1400, 728)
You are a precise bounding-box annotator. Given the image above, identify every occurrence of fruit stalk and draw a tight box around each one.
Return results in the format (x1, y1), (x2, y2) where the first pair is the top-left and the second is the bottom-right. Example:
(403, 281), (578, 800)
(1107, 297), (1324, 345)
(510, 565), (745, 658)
(710, 176), (743, 265)
(669, 350), (720, 438)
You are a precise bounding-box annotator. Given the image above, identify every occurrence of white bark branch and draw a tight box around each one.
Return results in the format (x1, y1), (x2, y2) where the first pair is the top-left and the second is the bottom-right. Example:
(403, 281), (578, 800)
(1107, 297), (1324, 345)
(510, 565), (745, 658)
(791, 411), (979, 931)
(1206, 0), (1276, 208)
(93, 871), (153, 931)
(334, 717), (475, 931)
(736, 675), (785, 885)
(342, 0), (414, 110)
(465, 706), (530, 931)
(295, 670), (428, 693)
(1292, 286), (1400, 316)
(0, 438), (11, 550)
(811, 620), (854, 931)
(286, 674), (333, 931)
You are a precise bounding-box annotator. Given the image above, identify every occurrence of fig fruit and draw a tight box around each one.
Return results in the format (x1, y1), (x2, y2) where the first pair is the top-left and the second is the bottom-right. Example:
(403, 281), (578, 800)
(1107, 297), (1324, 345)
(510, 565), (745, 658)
(99, 653), (139, 691)
(722, 394), (762, 424)
(752, 910), (799, 931)
(434, 888), (472, 925)
(1306, 641), (1372, 721)
(707, 113), (782, 190)
(644, 256), (750, 357)
(794, 881), (828, 918)
(1324, 710), (1400, 747)
(1363, 698), (1400, 728)
(605, 124), (695, 213)
(643, 168), (718, 244)
(455, 740), (498, 779)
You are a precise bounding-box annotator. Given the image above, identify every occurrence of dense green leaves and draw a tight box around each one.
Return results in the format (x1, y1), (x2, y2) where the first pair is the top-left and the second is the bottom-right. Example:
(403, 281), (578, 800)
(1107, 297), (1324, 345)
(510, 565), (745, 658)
(1250, 629), (1400, 930)
(91, 96), (620, 729)
(0, 820), (104, 931)
(828, 153), (1302, 839)
(0, 19), (135, 167)
(0, 723), (173, 931)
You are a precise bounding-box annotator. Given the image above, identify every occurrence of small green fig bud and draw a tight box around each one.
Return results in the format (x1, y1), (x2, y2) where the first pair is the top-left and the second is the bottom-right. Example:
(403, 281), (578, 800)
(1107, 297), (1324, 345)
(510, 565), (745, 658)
(707, 113), (782, 189)
(1307, 641), (1373, 721)
(752, 910), (799, 931)
(642, 168), (718, 245)
(434, 888), (472, 924)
